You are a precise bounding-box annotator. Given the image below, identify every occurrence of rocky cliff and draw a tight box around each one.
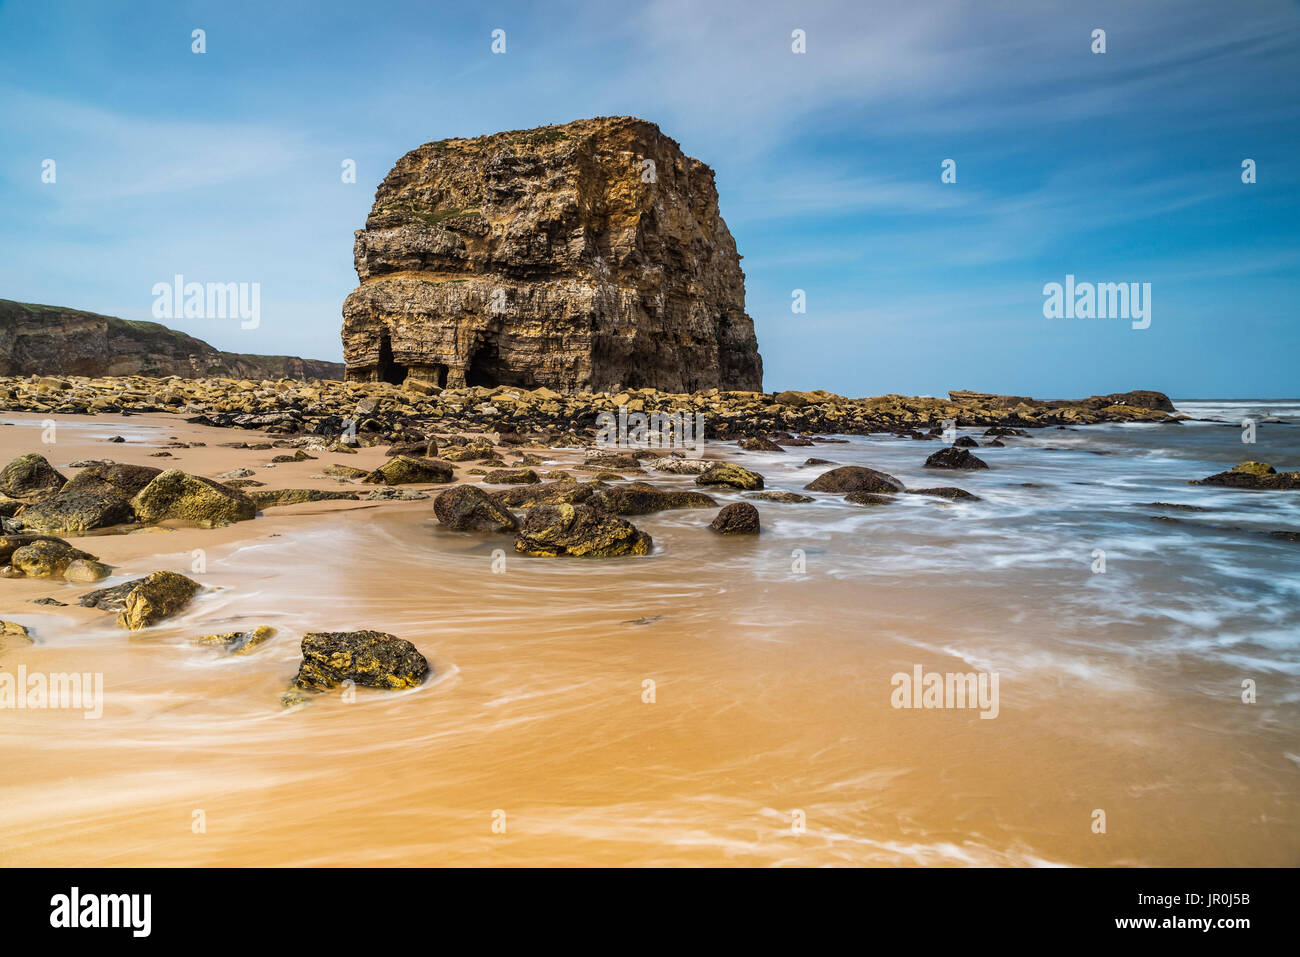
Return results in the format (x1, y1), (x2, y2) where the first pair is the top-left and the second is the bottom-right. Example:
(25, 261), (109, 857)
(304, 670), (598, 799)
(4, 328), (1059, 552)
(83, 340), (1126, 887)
(341, 116), (763, 393)
(0, 300), (343, 380)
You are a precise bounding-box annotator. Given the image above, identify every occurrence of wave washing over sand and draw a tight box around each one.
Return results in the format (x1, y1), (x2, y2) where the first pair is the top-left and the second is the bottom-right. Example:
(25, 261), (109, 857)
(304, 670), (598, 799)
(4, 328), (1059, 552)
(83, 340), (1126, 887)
(0, 401), (1297, 866)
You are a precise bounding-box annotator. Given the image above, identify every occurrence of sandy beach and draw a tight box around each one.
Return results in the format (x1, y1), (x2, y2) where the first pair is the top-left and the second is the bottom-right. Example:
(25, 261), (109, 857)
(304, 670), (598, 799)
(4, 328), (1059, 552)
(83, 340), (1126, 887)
(2, 404), (1296, 867)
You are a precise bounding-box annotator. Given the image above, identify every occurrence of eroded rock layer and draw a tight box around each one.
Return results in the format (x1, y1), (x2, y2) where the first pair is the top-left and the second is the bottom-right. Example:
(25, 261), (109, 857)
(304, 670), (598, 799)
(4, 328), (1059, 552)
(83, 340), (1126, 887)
(341, 116), (763, 394)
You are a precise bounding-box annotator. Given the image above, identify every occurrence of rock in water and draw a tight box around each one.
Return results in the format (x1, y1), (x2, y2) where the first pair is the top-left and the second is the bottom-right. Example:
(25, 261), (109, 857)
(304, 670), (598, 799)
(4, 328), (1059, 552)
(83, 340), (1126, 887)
(292, 630), (430, 691)
(1196, 461), (1300, 491)
(115, 571), (201, 629)
(9, 539), (97, 578)
(514, 503), (652, 557)
(131, 469), (257, 527)
(433, 485), (519, 532)
(924, 448), (990, 470)
(696, 463), (765, 491)
(340, 116), (763, 392)
(804, 466), (904, 494)
(709, 502), (760, 534)
(363, 455), (454, 485)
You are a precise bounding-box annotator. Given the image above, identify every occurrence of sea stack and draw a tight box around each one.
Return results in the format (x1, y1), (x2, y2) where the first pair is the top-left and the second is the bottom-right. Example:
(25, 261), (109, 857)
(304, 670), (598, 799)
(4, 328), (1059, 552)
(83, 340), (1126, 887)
(340, 116), (763, 394)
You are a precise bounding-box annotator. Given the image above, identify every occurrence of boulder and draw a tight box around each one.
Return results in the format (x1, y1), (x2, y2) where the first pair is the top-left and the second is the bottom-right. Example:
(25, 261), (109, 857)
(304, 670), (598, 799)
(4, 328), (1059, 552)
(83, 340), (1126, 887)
(63, 462), (162, 498)
(248, 489), (360, 508)
(195, 625), (276, 656)
(746, 490), (813, 504)
(0, 453), (66, 499)
(9, 539), (96, 578)
(433, 485), (519, 532)
(924, 448), (989, 470)
(483, 468), (540, 485)
(587, 483), (716, 515)
(1196, 461), (1300, 490)
(696, 463), (764, 491)
(116, 571), (202, 630)
(514, 503), (652, 557)
(16, 490), (134, 534)
(292, 630), (430, 691)
(363, 455), (454, 485)
(804, 466), (904, 494)
(905, 487), (981, 501)
(130, 469), (257, 526)
(845, 491), (897, 506)
(708, 502), (760, 534)
(494, 481), (599, 509)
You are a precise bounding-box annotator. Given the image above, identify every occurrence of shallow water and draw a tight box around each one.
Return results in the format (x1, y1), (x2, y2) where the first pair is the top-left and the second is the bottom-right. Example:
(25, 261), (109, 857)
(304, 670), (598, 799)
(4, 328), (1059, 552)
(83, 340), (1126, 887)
(0, 402), (1296, 866)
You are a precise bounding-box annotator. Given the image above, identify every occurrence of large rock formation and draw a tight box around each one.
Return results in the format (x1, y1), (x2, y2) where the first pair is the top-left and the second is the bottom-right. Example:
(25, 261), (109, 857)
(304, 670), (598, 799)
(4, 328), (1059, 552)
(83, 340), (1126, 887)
(341, 116), (763, 393)
(0, 300), (343, 379)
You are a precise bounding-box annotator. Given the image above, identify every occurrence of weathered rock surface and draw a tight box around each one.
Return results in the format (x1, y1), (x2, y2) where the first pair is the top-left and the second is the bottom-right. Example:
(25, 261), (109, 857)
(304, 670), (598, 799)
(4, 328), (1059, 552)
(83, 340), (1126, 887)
(363, 455), (454, 485)
(9, 539), (96, 578)
(131, 469), (256, 526)
(514, 502), (652, 557)
(696, 463), (764, 491)
(248, 489), (360, 508)
(805, 465), (904, 494)
(0, 453), (66, 500)
(433, 485), (519, 532)
(0, 299), (342, 379)
(17, 490), (134, 534)
(924, 448), (989, 470)
(709, 501), (760, 534)
(116, 571), (202, 629)
(587, 482), (716, 515)
(1196, 461), (1300, 490)
(906, 487), (981, 501)
(340, 116), (763, 393)
(63, 462), (162, 498)
(195, 625), (276, 655)
(292, 630), (430, 691)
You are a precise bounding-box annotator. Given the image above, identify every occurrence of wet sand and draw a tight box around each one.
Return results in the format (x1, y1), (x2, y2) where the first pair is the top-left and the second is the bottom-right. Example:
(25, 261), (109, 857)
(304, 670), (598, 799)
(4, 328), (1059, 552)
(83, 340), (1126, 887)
(1, 411), (1296, 866)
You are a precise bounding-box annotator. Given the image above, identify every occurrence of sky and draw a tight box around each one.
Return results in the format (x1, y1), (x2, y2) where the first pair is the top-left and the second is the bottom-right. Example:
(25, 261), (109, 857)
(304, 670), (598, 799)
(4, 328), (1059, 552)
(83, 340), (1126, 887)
(1, 0), (1298, 398)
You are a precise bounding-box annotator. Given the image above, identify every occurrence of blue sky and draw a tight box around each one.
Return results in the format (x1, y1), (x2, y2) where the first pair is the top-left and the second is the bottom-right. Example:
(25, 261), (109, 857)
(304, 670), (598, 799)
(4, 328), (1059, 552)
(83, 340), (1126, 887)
(1, 0), (1297, 398)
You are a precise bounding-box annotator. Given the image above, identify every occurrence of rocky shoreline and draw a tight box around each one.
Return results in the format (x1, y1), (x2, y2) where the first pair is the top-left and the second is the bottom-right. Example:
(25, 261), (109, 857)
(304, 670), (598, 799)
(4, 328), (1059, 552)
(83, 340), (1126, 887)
(1, 374), (1180, 442)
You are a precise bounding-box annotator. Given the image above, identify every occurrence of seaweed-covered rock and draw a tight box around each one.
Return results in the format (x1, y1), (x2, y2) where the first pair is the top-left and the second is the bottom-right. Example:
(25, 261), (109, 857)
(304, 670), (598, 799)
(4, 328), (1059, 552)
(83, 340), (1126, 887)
(322, 464), (370, 480)
(738, 436), (784, 452)
(433, 485), (519, 532)
(0, 453), (66, 500)
(9, 539), (96, 578)
(1, 533), (68, 565)
(650, 457), (713, 475)
(195, 625), (276, 655)
(440, 442), (495, 463)
(248, 489), (360, 508)
(953, 436), (979, 448)
(924, 447), (989, 470)
(708, 501), (760, 534)
(587, 483), (716, 515)
(1196, 461), (1300, 490)
(494, 481), (599, 509)
(696, 463), (764, 491)
(515, 503), (652, 557)
(745, 490), (813, 504)
(16, 490), (134, 534)
(482, 467), (540, 485)
(62, 558), (112, 583)
(845, 491), (897, 506)
(905, 487), (981, 501)
(804, 466), (904, 494)
(116, 571), (202, 630)
(292, 630), (430, 691)
(130, 469), (257, 526)
(63, 462), (162, 499)
(363, 455), (454, 485)
(79, 578), (148, 611)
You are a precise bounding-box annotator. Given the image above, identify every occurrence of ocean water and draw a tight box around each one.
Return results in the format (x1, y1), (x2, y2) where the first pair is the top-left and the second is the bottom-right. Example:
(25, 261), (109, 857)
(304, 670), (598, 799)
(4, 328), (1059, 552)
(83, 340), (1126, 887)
(1, 402), (1297, 866)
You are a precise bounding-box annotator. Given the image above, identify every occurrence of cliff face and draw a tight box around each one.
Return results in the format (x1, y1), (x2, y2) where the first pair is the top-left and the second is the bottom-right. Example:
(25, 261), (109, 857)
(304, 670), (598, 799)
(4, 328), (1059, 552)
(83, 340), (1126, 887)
(0, 300), (343, 380)
(341, 116), (763, 393)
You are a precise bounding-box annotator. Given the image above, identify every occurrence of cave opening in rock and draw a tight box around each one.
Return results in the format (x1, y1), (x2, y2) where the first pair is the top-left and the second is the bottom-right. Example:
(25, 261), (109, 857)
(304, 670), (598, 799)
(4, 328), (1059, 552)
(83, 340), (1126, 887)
(375, 330), (408, 385)
(467, 338), (528, 388)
